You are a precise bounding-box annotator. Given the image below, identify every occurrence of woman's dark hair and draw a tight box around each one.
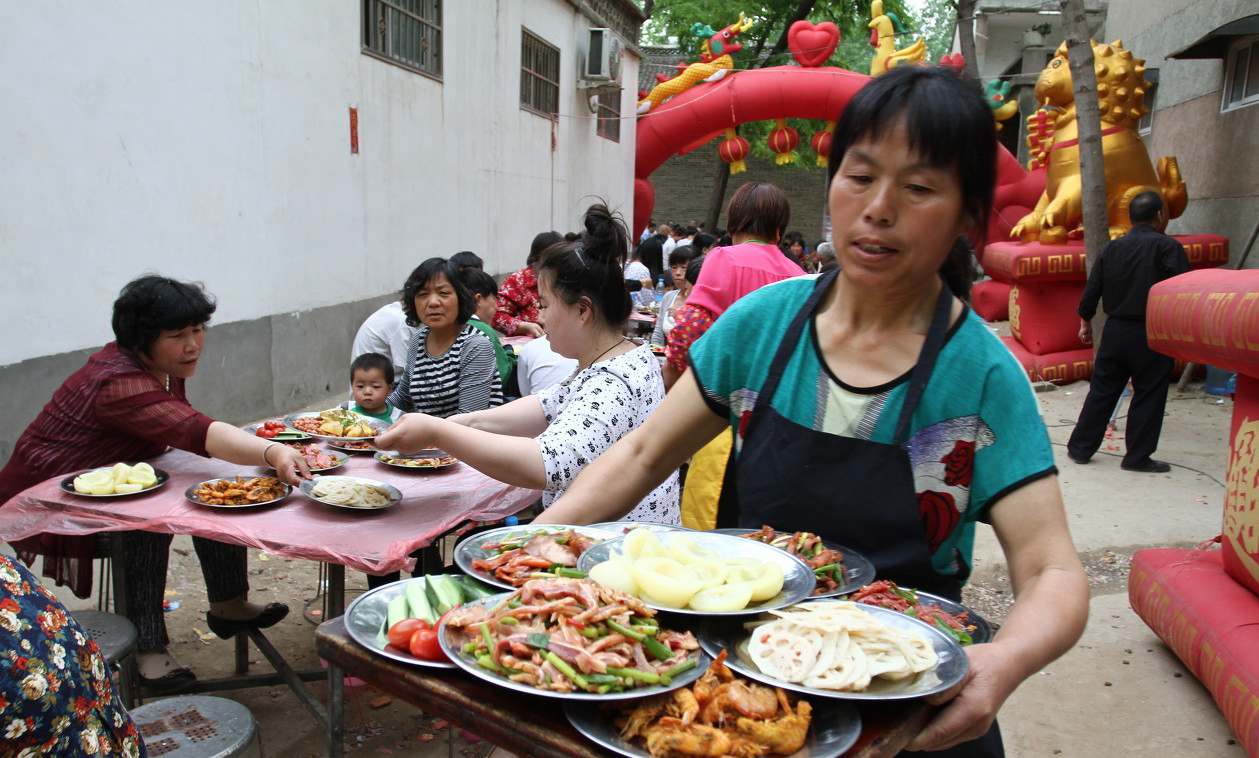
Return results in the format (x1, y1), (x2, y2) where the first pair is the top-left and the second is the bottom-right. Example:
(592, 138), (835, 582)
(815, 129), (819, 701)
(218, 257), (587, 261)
(538, 203), (633, 327)
(781, 231), (806, 249)
(685, 256), (705, 286)
(112, 275), (217, 357)
(826, 65), (997, 300)
(725, 182), (791, 243)
(400, 258), (475, 327)
(449, 251), (484, 274)
(458, 267), (499, 298)
(691, 232), (717, 254)
(668, 245), (695, 268)
(527, 231), (563, 268)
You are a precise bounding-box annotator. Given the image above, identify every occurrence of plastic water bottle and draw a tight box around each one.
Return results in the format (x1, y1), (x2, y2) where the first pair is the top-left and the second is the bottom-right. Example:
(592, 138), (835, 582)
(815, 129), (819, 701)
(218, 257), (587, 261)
(505, 516), (519, 527)
(654, 277), (665, 308)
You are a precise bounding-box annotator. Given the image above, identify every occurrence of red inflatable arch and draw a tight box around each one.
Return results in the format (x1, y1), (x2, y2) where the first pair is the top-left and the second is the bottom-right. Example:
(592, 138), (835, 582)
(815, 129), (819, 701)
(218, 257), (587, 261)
(632, 65), (1038, 248)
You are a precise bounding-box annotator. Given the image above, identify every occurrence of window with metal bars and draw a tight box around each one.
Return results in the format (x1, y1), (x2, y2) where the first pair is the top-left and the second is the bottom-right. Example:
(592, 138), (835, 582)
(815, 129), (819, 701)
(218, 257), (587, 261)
(1222, 36), (1259, 112)
(362, 0), (442, 79)
(521, 29), (560, 118)
(595, 89), (621, 142)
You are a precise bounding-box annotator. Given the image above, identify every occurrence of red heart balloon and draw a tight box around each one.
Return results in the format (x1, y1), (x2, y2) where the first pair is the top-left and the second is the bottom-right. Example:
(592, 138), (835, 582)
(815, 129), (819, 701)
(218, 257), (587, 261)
(787, 20), (840, 68)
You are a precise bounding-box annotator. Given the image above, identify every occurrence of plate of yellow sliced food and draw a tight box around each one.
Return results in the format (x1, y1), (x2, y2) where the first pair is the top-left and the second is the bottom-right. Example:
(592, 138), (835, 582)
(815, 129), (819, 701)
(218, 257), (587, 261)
(60, 462), (169, 498)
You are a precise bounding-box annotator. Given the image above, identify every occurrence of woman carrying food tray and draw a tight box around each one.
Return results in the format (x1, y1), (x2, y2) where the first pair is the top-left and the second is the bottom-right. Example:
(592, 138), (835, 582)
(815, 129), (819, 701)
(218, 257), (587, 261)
(534, 67), (1088, 757)
(0, 276), (311, 693)
(376, 203), (680, 526)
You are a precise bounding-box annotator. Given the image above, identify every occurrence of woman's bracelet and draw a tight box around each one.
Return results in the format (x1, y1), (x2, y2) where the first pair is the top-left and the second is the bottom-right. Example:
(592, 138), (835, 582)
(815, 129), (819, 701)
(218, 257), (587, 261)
(261, 442), (280, 469)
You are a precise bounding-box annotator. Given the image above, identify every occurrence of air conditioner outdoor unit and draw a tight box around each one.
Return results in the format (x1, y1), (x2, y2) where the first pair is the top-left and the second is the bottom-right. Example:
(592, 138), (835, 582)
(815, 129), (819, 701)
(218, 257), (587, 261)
(583, 27), (622, 84)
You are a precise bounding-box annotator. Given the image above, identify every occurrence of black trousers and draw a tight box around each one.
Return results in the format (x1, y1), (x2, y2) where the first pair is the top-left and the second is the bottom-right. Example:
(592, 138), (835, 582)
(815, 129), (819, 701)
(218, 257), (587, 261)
(1068, 318), (1173, 467)
(121, 532), (248, 650)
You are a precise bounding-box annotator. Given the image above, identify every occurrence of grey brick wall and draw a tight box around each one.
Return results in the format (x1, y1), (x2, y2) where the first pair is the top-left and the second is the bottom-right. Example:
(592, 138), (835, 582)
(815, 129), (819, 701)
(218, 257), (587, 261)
(647, 147), (830, 244)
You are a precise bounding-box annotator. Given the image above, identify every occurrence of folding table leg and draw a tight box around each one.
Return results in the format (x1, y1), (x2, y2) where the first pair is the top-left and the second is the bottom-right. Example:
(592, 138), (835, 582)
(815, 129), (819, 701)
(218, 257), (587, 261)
(326, 564), (346, 619)
(235, 633), (249, 674)
(328, 661), (345, 758)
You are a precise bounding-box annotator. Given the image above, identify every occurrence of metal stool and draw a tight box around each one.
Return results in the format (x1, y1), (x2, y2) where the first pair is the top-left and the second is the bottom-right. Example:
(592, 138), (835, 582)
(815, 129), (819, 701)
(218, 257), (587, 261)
(71, 610), (138, 708)
(131, 696), (261, 758)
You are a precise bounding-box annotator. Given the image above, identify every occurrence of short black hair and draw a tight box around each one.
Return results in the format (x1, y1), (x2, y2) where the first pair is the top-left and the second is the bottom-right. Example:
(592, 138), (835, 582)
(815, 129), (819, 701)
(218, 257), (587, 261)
(458, 267), (499, 298)
(685, 256), (705, 286)
(112, 275), (217, 357)
(449, 251), (484, 274)
(527, 231), (563, 267)
(1129, 191), (1163, 223)
(351, 352), (395, 385)
(668, 245), (695, 268)
(691, 232), (717, 254)
(538, 203), (633, 327)
(828, 65), (996, 300)
(400, 258), (475, 327)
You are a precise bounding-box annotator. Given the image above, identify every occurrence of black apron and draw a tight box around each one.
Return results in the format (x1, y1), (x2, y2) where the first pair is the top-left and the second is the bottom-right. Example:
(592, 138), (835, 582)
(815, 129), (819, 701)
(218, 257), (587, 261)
(716, 270), (1003, 757)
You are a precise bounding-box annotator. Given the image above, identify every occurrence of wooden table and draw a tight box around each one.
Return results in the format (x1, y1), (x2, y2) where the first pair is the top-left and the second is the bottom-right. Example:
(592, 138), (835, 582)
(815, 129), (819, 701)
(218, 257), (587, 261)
(315, 617), (931, 758)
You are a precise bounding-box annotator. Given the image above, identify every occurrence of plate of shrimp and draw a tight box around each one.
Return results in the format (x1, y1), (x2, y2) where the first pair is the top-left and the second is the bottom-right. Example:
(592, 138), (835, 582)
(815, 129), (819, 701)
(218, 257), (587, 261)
(185, 476), (290, 509)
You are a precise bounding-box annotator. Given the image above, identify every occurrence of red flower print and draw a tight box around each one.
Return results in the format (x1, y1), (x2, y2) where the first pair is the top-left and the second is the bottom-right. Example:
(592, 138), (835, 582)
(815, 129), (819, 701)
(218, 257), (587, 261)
(738, 410), (754, 441)
(940, 439), (975, 488)
(0, 597), (19, 614)
(918, 490), (960, 551)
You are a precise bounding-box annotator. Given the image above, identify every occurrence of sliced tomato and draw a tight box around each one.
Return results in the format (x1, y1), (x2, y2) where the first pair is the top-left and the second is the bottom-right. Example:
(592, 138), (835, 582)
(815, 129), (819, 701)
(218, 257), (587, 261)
(409, 627), (445, 661)
(387, 618), (427, 650)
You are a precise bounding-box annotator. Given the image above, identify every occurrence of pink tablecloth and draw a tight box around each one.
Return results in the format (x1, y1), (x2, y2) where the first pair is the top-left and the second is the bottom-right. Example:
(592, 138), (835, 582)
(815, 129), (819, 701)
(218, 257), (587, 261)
(0, 450), (540, 574)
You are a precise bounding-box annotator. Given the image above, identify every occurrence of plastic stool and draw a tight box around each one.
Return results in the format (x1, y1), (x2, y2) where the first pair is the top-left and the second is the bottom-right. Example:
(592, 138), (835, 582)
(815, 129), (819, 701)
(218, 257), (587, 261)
(71, 610), (138, 708)
(131, 696), (261, 757)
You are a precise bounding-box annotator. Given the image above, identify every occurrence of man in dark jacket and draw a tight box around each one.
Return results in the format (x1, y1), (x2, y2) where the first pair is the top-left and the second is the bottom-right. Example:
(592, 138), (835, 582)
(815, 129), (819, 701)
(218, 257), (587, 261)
(1067, 191), (1191, 472)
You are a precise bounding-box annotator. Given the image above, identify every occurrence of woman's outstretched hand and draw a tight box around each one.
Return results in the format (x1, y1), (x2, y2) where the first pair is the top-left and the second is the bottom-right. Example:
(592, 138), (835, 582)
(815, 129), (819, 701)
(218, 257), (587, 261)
(374, 413), (438, 454)
(270, 445), (312, 485)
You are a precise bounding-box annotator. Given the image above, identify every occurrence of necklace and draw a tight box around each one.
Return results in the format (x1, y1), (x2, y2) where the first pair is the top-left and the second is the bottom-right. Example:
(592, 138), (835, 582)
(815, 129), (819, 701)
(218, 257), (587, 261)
(587, 338), (629, 367)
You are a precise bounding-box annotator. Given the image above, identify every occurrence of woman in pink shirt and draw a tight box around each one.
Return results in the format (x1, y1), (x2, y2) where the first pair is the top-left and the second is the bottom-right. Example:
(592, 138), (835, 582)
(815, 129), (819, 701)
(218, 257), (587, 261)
(663, 182), (803, 388)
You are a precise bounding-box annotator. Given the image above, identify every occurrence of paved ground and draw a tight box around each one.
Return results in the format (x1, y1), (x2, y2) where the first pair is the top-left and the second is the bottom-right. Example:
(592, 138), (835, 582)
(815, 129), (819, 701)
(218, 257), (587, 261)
(22, 378), (1246, 757)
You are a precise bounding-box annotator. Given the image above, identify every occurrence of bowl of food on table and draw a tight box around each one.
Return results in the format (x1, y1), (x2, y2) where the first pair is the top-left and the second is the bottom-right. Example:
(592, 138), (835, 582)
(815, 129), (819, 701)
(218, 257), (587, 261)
(285, 408), (388, 443)
(277, 443), (347, 474)
(375, 449), (458, 471)
(577, 528), (814, 616)
(61, 462), (168, 498)
(185, 476), (290, 509)
(299, 475), (401, 511)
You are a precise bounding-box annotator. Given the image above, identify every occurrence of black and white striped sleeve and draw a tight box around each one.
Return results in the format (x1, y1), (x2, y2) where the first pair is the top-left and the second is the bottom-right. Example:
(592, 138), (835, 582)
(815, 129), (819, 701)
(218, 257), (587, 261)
(457, 333), (502, 413)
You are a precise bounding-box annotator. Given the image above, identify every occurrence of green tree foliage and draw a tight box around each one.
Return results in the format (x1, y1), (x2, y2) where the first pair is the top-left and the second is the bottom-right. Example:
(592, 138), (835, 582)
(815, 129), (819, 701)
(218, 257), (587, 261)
(638, 0), (937, 165)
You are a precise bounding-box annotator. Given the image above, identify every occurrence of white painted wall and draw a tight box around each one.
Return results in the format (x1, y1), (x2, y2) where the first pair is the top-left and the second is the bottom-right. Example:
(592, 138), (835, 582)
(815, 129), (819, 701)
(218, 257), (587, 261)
(0, 0), (638, 366)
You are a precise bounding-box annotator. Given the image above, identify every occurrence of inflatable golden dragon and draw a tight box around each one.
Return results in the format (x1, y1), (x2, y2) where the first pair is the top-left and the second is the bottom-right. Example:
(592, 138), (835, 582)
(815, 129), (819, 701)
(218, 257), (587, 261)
(638, 13), (754, 114)
(1011, 40), (1187, 243)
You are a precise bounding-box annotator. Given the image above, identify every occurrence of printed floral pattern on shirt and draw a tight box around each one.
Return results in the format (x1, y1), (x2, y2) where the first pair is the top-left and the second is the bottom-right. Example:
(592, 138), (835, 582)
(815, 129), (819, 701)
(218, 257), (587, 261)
(0, 555), (146, 757)
(492, 267), (541, 336)
(665, 303), (716, 373)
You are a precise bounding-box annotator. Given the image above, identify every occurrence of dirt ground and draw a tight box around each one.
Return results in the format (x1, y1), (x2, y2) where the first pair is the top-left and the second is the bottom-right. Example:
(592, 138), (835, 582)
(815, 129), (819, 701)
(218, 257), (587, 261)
(24, 374), (1247, 757)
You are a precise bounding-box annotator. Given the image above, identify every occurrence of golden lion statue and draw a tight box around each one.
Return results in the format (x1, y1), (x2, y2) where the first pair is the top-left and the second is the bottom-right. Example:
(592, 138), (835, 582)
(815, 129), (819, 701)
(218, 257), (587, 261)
(1011, 40), (1188, 244)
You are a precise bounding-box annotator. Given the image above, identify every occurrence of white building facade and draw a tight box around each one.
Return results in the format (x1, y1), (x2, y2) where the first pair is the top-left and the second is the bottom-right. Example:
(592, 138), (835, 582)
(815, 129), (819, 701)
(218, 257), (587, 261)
(0, 0), (642, 457)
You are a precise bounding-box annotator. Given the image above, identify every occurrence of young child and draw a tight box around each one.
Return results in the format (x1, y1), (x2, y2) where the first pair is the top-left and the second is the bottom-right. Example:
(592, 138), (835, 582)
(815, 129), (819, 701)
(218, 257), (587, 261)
(458, 268), (516, 385)
(345, 352), (403, 423)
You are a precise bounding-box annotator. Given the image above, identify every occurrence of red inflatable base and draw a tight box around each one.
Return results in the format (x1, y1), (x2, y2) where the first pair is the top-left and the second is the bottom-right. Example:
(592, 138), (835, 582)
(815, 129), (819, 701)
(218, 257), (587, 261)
(1010, 282), (1089, 355)
(972, 280), (1011, 322)
(1001, 336), (1093, 384)
(1130, 547), (1259, 754)
(984, 234), (1230, 285)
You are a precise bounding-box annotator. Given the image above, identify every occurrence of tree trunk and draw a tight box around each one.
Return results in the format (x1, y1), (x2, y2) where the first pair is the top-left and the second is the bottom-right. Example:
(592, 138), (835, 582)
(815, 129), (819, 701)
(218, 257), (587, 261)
(956, 0), (980, 80)
(706, 158), (732, 232)
(1058, 0), (1109, 350)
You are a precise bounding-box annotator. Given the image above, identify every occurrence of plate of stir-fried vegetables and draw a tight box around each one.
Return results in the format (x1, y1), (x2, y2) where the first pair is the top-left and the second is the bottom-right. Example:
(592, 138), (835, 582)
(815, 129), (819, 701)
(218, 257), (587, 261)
(713, 527), (875, 598)
(847, 580), (992, 646)
(456, 525), (615, 590)
(439, 578), (709, 700)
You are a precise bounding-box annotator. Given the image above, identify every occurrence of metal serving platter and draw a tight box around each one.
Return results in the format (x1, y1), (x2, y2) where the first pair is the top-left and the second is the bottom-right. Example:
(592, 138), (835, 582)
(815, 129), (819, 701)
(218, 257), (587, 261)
(60, 466), (170, 499)
(184, 477), (291, 510)
(298, 475), (402, 511)
(283, 412), (389, 443)
(849, 589), (993, 646)
(374, 450), (458, 471)
(564, 695), (861, 758)
(712, 528), (876, 599)
(698, 601), (969, 701)
(343, 578), (456, 670)
(438, 593), (710, 701)
(454, 525), (617, 591)
(586, 522), (694, 535)
(242, 421), (313, 443)
(324, 438), (378, 454)
(577, 531), (815, 617)
(265, 445), (349, 474)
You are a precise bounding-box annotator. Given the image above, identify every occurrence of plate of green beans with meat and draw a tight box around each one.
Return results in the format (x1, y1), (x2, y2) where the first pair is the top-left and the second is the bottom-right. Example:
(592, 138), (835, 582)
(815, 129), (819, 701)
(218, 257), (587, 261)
(438, 577), (709, 700)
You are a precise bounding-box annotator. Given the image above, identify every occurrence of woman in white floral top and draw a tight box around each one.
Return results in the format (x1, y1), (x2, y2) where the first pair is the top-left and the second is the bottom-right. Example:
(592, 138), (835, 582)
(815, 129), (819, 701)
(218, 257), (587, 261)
(377, 204), (680, 524)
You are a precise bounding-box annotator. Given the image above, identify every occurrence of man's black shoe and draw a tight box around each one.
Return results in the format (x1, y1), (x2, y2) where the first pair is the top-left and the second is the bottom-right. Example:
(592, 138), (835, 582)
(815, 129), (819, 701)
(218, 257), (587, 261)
(1121, 459), (1171, 473)
(1067, 453), (1090, 464)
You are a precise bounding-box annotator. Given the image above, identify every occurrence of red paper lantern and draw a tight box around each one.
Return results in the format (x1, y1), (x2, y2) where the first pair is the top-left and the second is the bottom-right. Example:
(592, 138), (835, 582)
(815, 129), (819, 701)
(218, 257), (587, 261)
(810, 120), (835, 168)
(767, 118), (800, 166)
(718, 128), (751, 174)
